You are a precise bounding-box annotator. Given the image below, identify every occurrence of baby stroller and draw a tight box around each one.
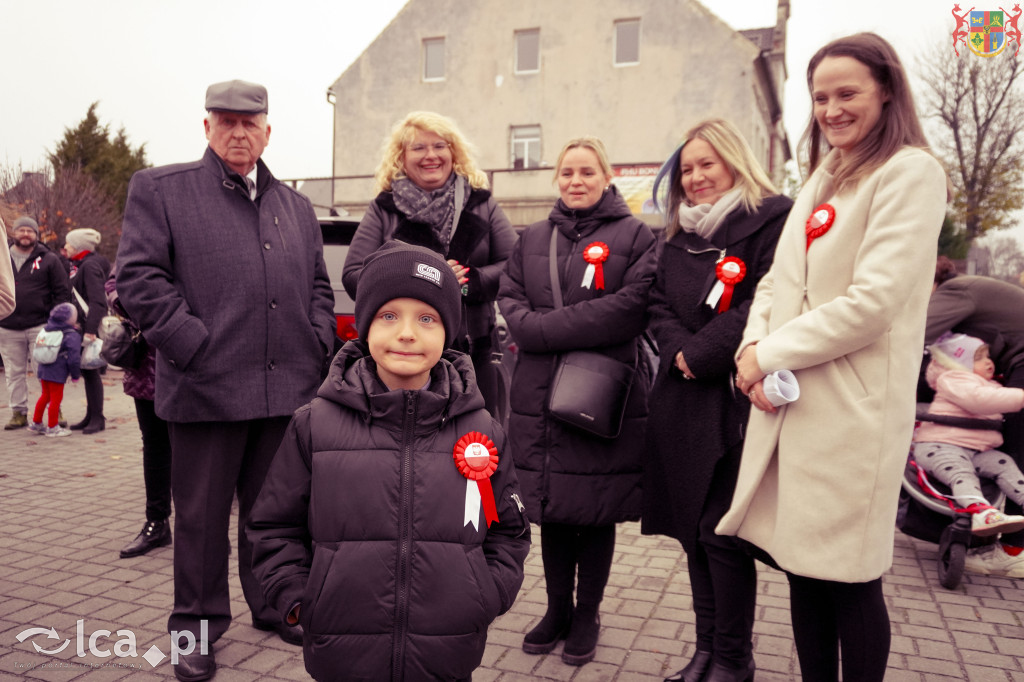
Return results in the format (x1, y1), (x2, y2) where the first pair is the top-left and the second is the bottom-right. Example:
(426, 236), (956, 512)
(897, 404), (1005, 589)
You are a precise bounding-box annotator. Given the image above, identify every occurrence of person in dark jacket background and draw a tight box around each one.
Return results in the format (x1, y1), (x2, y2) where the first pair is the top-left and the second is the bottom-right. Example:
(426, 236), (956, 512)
(0, 215), (70, 429)
(106, 271), (172, 559)
(497, 137), (657, 666)
(66, 227), (111, 435)
(29, 302), (81, 437)
(342, 111), (516, 419)
(249, 242), (529, 681)
(641, 119), (791, 682)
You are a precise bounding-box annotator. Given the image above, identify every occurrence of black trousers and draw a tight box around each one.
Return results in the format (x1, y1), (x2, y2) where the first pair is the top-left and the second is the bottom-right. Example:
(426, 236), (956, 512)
(80, 368), (104, 423)
(687, 443), (756, 669)
(539, 522), (615, 605)
(787, 573), (890, 682)
(134, 398), (172, 522)
(167, 417), (290, 644)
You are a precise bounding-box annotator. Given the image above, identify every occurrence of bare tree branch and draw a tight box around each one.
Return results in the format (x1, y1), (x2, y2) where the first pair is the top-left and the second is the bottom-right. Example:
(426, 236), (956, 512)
(918, 44), (1024, 241)
(1, 163), (121, 264)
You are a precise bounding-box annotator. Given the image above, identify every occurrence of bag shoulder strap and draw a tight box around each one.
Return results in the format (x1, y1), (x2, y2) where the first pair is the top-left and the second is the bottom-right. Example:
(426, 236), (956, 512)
(548, 227), (563, 310)
(72, 287), (89, 316)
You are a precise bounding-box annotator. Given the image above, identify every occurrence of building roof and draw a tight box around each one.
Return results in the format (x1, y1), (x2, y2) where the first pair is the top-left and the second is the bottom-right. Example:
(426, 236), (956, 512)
(740, 27), (776, 52)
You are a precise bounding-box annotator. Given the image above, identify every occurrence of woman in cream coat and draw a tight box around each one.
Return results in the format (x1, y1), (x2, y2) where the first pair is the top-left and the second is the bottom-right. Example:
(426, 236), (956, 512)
(720, 33), (948, 682)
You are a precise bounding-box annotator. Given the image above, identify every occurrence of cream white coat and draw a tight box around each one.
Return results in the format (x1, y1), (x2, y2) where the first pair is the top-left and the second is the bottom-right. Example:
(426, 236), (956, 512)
(717, 147), (947, 582)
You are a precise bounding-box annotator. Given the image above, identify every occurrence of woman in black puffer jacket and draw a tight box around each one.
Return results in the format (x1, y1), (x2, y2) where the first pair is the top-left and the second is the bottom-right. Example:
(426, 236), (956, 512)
(498, 137), (657, 667)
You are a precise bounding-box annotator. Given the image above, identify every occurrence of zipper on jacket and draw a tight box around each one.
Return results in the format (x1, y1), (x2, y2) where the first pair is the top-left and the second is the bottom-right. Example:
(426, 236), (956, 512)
(686, 246), (726, 263)
(510, 492), (530, 538)
(392, 391), (417, 681)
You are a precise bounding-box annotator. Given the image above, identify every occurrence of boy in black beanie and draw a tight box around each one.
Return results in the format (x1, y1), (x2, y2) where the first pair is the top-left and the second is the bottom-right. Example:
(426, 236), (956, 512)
(247, 242), (530, 681)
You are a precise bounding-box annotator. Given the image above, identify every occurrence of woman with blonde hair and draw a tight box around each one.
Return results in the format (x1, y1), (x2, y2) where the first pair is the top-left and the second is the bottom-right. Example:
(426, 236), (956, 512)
(343, 111), (515, 415)
(498, 136), (657, 666)
(642, 119), (791, 682)
(722, 33), (948, 681)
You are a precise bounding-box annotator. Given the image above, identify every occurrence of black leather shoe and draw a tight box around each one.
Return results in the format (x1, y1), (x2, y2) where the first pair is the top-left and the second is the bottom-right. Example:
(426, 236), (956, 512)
(173, 650), (215, 682)
(70, 416), (90, 430)
(666, 649), (713, 681)
(254, 620), (303, 646)
(705, 660), (755, 682)
(120, 519), (171, 558)
(82, 417), (106, 434)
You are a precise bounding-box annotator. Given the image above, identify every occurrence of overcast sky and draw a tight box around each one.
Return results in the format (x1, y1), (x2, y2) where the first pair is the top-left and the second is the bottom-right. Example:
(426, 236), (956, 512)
(3, 0), (1016, 244)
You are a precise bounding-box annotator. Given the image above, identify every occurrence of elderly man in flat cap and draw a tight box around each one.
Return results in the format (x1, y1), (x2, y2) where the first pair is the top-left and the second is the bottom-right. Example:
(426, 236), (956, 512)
(117, 79), (335, 682)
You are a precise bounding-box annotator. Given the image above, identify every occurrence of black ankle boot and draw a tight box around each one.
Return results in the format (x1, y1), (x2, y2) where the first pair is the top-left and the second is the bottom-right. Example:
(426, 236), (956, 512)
(666, 649), (713, 682)
(82, 417), (106, 435)
(119, 519), (171, 558)
(70, 414), (91, 431)
(561, 603), (600, 666)
(522, 596), (572, 654)
(705, 659), (755, 682)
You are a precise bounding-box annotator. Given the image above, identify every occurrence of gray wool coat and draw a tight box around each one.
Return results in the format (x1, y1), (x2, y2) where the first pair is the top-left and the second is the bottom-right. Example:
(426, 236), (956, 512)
(117, 147), (336, 423)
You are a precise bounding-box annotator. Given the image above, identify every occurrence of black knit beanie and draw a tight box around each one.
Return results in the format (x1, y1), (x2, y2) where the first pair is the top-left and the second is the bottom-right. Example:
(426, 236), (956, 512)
(354, 241), (462, 347)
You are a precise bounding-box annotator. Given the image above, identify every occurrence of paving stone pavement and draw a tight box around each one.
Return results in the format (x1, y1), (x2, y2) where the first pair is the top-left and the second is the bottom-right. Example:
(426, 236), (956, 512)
(1, 368), (1022, 681)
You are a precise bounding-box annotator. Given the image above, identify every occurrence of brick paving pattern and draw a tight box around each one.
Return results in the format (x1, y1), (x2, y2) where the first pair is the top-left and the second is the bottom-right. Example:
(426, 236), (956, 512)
(1, 369), (1022, 680)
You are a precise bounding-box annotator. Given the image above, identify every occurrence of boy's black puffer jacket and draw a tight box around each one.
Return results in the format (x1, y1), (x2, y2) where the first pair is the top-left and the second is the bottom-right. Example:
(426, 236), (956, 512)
(248, 341), (530, 682)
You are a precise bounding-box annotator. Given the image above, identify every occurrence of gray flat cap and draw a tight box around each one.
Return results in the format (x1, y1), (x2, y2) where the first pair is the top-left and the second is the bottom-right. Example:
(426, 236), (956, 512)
(205, 79), (268, 114)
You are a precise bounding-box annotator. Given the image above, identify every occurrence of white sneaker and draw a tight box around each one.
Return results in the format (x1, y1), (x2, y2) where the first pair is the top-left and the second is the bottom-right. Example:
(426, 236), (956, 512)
(971, 507), (1024, 536)
(44, 425), (72, 438)
(27, 421), (47, 433)
(965, 543), (1024, 578)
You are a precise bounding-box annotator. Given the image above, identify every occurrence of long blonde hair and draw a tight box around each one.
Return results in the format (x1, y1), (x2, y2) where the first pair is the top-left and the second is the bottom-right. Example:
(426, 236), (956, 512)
(663, 119), (777, 240)
(374, 111), (488, 193)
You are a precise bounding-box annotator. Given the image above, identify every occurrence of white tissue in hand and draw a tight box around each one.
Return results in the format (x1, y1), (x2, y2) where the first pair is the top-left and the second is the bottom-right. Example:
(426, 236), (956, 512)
(762, 370), (799, 406)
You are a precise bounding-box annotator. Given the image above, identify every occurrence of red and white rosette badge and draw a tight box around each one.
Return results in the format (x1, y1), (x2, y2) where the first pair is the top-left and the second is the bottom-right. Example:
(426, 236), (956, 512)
(581, 242), (610, 290)
(712, 257), (746, 314)
(453, 432), (499, 531)
(805, 203), (836, 251)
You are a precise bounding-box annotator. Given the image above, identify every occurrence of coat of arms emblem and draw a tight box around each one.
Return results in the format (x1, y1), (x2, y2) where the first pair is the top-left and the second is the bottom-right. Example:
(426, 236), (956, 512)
(968, 10), (1007, 56)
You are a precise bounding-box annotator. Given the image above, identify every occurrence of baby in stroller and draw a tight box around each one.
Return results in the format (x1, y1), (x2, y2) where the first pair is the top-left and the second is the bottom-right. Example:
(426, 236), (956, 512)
(913, 333), (1024, 537)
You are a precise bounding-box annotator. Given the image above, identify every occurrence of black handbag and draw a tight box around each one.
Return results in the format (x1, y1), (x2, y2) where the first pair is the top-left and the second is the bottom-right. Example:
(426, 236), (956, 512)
(98, 314), (148, 369)
(545, 228), (635, 439)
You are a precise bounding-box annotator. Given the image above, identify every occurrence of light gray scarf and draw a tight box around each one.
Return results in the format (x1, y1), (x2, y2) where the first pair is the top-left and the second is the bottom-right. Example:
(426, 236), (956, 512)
(676, 188), (744, 241)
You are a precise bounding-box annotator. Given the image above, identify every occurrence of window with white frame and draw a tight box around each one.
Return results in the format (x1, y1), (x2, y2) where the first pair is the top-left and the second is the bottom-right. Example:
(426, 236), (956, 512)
(511, 125), (541, 169)
(515, 29), (540, 74)
(423, 37), (445, 81)
(614, 19), (640, 66)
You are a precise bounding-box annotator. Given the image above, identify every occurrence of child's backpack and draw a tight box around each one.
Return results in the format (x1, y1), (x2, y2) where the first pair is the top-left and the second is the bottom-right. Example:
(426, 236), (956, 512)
(33, 329), (64, 365)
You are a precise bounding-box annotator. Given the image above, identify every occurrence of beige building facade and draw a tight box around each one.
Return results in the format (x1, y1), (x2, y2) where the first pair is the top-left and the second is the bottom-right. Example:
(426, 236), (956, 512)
(327, 0), (790, 225)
